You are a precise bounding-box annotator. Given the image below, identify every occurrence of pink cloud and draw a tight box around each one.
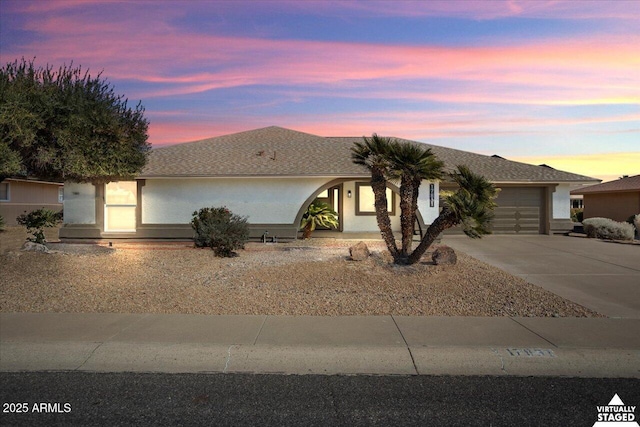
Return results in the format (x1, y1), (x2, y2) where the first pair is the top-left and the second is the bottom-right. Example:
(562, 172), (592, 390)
(3, 0), (637, 110)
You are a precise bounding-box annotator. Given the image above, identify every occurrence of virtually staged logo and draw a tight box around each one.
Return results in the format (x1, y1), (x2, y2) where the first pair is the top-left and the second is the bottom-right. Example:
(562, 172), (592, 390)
(593, 394), (639, 426)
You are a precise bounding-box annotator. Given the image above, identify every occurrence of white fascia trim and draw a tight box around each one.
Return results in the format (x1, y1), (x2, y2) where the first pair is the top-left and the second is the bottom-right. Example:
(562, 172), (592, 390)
(137, 175), (371, 180)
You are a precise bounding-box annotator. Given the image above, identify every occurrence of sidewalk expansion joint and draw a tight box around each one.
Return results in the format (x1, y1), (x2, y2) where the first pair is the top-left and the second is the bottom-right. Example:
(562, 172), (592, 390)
(104, 313), (151, 342)
(253, 316), (268, 345)
(390, 315), (419, 375)
(508, 317), (558, 348)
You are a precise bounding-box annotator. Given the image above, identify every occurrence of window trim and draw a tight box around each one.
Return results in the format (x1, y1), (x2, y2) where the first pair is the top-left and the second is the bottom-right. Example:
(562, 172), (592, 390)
(355, 182), (396, 216)
(0, 182), (9, 202)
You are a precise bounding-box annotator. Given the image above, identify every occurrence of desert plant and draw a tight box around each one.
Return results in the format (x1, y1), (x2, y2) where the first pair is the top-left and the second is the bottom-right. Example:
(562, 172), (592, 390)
(583, 217), (634, 241)
(15, 208), (62, 244)
(352, 135), (497, 265)
(191, 206), (249, 257)
(300, 200), (339, 239)
(0, 213), (5, 232)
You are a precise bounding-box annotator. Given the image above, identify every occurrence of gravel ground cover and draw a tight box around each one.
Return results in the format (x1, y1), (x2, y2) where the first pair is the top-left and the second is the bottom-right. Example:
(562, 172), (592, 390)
(0, 226), (600, 317)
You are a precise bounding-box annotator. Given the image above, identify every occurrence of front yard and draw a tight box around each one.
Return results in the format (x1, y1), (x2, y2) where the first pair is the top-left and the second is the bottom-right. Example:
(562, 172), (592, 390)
(0, 226), (600, 317)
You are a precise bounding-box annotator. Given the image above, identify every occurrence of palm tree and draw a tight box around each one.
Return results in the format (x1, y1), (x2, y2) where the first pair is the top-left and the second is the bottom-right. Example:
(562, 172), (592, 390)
(300, 201), (339, 239)
(407, 165), (497, 264)
(386, 141), (444, 263)
(353, 135), (497, 266)
(351, 134), (399, 258)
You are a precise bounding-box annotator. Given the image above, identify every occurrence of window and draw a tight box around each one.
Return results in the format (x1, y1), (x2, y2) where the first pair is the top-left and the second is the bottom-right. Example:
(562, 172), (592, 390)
(104, 181), (137, 232)
(0, 182), (8, 201)
(355, 182), (395, 216)
(58, 187), (64, 203)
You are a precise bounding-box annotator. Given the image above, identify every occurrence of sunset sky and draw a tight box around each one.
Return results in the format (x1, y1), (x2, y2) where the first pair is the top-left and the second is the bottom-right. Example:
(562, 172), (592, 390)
(1, 0), (638, 182)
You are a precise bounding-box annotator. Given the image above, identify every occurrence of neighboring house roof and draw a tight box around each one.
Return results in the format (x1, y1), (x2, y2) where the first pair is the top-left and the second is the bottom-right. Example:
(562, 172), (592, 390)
(571, 175), (640, 195)
(1, 178), (64, 186)
(141, 126), (599, 183)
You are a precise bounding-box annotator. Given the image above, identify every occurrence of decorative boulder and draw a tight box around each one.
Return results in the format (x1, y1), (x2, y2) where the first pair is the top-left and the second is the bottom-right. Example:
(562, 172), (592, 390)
(432, 245), (457, 265)
(349, 241), (370, 261)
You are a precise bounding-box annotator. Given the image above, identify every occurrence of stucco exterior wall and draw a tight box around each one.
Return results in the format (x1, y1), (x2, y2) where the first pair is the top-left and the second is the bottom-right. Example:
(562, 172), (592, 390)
(552, 184), (571, 219)
(583, 192), (640, 222)
(142, 177), (332, 225)
(417, 180), (440, 224)
(0, 180), (63, 225)
(63, 182), (96, 224)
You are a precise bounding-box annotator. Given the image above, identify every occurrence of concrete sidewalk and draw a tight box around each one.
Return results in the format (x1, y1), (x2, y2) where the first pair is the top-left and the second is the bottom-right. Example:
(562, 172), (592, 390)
(1, 313), (638, 378)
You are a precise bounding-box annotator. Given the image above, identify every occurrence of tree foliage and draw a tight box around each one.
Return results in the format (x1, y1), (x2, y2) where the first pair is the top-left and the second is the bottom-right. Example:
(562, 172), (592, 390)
(0, 58), (150, 183)
(352, 134), (497, 265)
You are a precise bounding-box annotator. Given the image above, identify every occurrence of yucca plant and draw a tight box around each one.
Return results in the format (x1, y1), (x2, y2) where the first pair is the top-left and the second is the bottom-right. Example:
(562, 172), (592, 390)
(300, 201), (339, 239)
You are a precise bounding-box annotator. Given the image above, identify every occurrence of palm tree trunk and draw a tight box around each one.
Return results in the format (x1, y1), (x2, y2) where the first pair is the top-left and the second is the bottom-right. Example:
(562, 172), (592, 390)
(371, 167), (398, 258)
(407, 209), (457, 265)
(399, 176), (415, 260)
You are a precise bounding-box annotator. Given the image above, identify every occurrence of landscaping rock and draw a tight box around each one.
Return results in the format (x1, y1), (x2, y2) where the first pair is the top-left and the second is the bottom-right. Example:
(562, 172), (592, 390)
(432, 245), (457, 265)
(349, 241), (370, 261)
(21, 241), (51, 253)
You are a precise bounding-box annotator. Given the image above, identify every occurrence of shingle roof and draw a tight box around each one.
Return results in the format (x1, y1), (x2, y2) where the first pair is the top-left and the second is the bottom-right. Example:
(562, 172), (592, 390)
(571, 175), (640, 194)
(332, 136), (598, 183)
(141, 126), (370, 178)
(141, 126), (599, 183)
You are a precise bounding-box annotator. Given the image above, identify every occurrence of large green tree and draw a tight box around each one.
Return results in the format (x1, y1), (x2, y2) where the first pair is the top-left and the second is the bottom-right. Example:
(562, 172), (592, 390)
(0, 58), (150, 183)
(352, 135), (497, 265)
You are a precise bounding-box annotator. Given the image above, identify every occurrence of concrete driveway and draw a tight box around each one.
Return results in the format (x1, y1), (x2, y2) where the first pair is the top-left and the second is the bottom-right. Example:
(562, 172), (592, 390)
(442, 235), (640, 318)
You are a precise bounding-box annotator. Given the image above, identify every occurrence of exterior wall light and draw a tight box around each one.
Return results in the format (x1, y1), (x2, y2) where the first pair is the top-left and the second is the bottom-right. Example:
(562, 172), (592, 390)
(347, 190), (352, 198)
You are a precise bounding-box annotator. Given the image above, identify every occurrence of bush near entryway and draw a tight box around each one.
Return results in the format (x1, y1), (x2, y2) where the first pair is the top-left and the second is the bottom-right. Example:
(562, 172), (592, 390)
(583, 217), (634, 241)
(191, 207), (249, 257)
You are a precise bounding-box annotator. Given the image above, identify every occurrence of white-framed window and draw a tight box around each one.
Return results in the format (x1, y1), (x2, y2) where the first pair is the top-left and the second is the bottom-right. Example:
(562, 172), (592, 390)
(58, 187), (64, 203)
(0, 182), (9, 201)
(104, 181), (137, 232)
(355, 182), (395, 216)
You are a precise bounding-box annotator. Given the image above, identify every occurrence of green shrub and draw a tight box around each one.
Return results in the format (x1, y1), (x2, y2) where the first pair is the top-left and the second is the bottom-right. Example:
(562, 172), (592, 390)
(634, 214), (640, 238)
(570, 208), (583, 223)
(191, 206), (249, 257)
(0, 214), (5, 232)
(16, 208), (62, 244)
(583, 217), (634, 241)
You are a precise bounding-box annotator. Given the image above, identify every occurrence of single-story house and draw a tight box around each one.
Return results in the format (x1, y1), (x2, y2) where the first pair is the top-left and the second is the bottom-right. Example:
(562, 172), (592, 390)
(59, 126), (599, 240)
(0, 178), (64, 225)
(571, 175), (640, 222)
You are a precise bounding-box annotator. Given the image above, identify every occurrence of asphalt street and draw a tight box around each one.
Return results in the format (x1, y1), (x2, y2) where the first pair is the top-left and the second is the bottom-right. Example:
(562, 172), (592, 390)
(1, 372), (639, 426)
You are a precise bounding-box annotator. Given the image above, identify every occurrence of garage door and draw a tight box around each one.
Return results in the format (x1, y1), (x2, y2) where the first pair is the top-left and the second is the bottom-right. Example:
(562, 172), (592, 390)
(492, 187), (543, 234)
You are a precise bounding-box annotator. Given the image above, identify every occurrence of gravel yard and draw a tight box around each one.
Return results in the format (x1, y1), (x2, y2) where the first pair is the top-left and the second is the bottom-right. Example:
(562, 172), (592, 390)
(0, 226), (600, 317)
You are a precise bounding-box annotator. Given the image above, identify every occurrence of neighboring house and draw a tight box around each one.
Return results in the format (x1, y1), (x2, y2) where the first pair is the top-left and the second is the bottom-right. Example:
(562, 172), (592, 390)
(0, 178), (64, 225)
(570, 175), (640, 222)
(59, 126), (599, 240)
